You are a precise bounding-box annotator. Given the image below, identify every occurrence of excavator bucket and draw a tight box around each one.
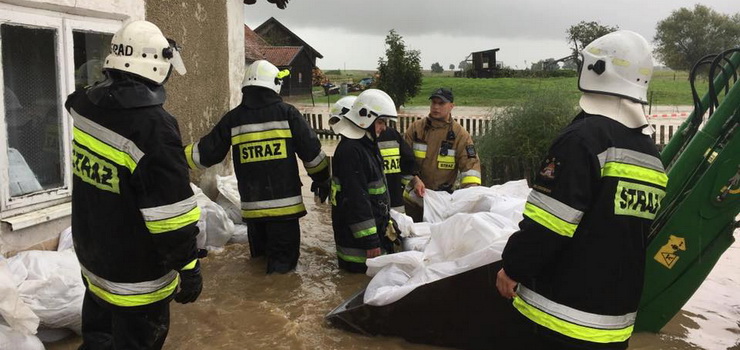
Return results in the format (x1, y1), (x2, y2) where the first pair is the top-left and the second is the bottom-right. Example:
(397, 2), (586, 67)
(326, 261), (543, 350)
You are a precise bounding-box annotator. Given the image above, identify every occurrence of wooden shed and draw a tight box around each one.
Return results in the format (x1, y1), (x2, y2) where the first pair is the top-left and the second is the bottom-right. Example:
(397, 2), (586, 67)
(471, 48), (500, 78)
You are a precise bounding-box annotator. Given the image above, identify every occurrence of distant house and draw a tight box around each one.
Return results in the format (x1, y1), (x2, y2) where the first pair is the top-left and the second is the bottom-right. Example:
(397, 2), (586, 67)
(471, 48), (501, 78)
(253, 17), (323, 96)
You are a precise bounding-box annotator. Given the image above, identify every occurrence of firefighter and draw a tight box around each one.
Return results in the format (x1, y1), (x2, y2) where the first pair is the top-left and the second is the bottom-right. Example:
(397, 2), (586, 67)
(331, 96), (414, 213)
(65, 20), (201, 349)
(403, 87), (482, 222)
(496, 30), (669, 350)
(330, 89), (396, 273)
(378, 111), (416, 214)
(184, 60), (330, 274)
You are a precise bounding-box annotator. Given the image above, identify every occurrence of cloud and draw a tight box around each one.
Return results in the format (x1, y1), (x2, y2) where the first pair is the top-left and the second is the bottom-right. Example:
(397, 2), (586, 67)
(245, 0), (738, 70)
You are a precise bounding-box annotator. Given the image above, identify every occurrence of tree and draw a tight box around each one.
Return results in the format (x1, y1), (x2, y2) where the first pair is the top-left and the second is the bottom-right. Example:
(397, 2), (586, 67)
(654, 5), (740, 71)
(561, 58), (578, 70)
(458, 61), (471, 70)
(449, 64), (455, 70)
(566, 21), (619, 57)
(431, 62), (444, 73)
(376, 30), (422, 109)
(531, 58), (558, 71)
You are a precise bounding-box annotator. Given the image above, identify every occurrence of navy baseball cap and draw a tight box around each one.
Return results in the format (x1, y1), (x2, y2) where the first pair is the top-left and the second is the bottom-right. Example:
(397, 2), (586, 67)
(429, 88), (453, 103)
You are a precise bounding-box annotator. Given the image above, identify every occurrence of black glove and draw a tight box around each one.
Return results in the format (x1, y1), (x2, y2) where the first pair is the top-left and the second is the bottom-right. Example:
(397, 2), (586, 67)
(311, 179), (330, 204)
(175, 260), (202, 304)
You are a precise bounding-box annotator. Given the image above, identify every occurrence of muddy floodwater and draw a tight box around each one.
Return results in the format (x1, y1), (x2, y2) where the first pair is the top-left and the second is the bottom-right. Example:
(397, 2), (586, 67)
(47, 142), (740, 350)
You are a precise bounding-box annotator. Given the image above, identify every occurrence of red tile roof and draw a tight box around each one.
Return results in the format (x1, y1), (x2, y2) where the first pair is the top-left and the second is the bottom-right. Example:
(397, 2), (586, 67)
(244, 25), (267, 62)
(261, 46), (303, 66)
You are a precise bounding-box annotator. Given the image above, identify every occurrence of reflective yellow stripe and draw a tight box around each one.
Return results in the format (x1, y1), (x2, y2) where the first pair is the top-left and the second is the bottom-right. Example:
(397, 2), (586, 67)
(461, 176), (481, 185)
(306, 157), (329, 175)
(337, 251), (366, 263)
(524, 202), (577, 237)
(602, 162), (668, 188)
(380, 148), (400, 156)
(181, 259), (198, 271)
(145, 206), (201, 234)
(84, 275), (179, 308)
(241, 203), (306, 219)
(513, 296), (634, 343)
(184, 144), (197, 170)
(437, 155), (455, 163)
(231, 129), (292, 144)
(73, 127), (137, 172)
(414, 150), (427, 158)
(368, 186), (387, 195)
(353, 226), (377, 238)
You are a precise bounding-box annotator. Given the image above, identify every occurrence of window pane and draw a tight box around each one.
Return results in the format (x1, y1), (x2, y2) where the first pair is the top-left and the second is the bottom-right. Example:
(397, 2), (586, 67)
(73, 30), (112, 90)
(2, 24), (63, 196)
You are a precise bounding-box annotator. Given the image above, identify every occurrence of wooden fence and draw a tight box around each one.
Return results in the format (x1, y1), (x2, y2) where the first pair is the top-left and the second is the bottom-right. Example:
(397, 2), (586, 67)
(302, 112), (687, 147)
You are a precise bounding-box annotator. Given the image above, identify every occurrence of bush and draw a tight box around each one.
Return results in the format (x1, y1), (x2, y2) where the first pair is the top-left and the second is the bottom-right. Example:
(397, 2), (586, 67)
(477, 89), (579, 185)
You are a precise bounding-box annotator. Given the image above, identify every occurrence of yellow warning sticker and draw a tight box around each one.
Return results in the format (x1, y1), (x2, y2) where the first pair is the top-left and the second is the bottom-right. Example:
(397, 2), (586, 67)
(653, 235), (686, 269)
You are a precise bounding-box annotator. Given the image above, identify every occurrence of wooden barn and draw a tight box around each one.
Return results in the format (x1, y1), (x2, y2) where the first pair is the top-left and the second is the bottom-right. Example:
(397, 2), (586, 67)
(254, 17), (323, 96)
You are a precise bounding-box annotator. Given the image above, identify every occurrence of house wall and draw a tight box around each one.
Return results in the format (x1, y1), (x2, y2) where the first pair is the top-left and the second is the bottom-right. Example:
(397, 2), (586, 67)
(146, 0), (243, 198)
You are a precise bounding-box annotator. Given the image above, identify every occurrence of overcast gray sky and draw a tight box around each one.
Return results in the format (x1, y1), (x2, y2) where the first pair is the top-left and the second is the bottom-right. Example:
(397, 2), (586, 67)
(244, 1), (738, 71)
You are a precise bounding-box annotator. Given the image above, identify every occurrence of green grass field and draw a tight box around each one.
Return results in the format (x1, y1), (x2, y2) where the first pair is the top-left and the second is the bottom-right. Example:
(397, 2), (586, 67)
(292, 70), (706, 107)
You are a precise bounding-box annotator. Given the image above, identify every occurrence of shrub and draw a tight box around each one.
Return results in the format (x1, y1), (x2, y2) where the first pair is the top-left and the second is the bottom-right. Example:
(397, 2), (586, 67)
(477, 89), (579, 185)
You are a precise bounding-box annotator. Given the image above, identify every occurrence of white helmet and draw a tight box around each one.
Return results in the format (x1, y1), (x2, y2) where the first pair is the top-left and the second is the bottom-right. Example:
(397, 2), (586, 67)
(578, 30), (653, 104)
(329, 96), (356, 126)
(104, 20), (186, 85)
(332, 89), (397, 139)
(242, 60), (290, 94)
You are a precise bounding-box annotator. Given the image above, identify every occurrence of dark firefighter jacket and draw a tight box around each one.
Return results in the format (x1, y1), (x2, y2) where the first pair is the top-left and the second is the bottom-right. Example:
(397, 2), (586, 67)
(377, 127), (415, 211)
(331, 136), (391, 264)
(185, 86), (329, 221)
(403, 116), (481, 192)
(66, 74), (200, 310)
(502, 112), (668, 348)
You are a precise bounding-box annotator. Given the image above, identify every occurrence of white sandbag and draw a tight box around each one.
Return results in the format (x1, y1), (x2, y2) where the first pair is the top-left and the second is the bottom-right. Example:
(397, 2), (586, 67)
(216, 175), (243, 224)
(201, 201), (234, 250)
(229, 224), (250, 244)
(6, 250), (84, 334)
(425, 212), (513, 263)
(57, 226), (74, 251)
(402, 236), (430, 252)
(389, 209), (431, 238)
(0, 261), (39, 335)
(0, 323), (44, 350)
(191, 183), (234, 250)
(423, 180), (530, 223)
(365, 250), (425, 277)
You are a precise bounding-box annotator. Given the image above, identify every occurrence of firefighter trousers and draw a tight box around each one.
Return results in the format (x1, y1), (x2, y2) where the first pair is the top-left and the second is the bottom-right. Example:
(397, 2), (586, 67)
(247, 218), (300, 274)
(78, 290), (170, 350)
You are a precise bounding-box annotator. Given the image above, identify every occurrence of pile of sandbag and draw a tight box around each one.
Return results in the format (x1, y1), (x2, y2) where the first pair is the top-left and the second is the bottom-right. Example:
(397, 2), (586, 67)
(0, 242), (84, 349)
(364, 180), (530, 306)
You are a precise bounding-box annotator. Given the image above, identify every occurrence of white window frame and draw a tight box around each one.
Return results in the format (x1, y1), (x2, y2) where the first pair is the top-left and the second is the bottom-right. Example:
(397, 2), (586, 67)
(0, 4), (121, 218)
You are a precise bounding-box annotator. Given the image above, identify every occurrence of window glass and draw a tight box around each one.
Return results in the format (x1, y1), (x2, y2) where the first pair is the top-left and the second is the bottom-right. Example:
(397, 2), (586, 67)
(2, 24), (62, 196)
(73, 30), (112, 90)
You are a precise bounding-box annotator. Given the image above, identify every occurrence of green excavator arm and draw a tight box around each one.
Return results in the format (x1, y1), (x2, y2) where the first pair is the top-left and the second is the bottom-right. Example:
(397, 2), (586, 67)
(635, 49), (740, 332)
